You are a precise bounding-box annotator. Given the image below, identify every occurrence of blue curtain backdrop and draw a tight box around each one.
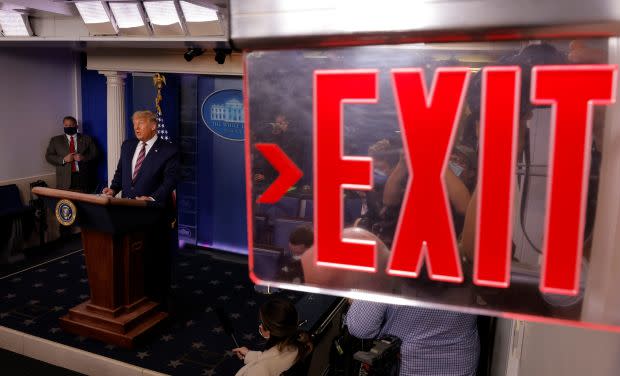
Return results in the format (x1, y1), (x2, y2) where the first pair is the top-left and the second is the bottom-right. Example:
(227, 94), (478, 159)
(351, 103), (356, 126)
(196, 76), (247, 253)
(80, 56), (108, 188)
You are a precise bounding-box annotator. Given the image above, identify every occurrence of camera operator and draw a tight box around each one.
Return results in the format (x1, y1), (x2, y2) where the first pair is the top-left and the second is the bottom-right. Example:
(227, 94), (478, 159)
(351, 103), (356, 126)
(347, 300), (479, 376)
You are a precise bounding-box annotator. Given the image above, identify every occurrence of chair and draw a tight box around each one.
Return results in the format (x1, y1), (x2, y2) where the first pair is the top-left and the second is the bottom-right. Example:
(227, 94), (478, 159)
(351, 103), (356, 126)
(254, 216), (271, 244)
(344, 197), (363, 225)
(255, 202), (270, 217)
(300, 197), (362, 223)
(256, 197), (302, 245)
(256, 197), (300, 219)
(0, 184), (34, 263)
(276, 196), (301, 217)
(253, 246), (284, 280)
(0, 184), (27, 216)
(300, 199), (313, 220)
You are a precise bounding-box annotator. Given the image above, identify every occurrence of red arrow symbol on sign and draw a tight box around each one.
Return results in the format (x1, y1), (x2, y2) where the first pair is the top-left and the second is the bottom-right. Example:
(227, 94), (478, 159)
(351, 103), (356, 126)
(255, 143), (303, 204)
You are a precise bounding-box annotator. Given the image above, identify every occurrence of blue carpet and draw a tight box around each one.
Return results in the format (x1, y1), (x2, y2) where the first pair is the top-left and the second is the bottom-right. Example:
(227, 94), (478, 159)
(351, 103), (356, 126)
(0, 248), (337, 375)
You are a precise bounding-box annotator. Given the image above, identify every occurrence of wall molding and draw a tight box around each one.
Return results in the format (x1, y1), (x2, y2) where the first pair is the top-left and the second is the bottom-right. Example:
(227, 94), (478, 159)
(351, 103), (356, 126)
(87, 49), (242, 76)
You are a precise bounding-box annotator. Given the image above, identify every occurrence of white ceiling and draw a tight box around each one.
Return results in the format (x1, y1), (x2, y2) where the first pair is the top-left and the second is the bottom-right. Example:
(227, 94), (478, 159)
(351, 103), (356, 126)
(0, 0), (229, 47)
(0, 0), (75, 16)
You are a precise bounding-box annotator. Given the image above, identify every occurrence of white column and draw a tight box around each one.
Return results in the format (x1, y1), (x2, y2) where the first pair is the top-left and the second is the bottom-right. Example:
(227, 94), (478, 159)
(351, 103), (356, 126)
(99, 71), (127, 186)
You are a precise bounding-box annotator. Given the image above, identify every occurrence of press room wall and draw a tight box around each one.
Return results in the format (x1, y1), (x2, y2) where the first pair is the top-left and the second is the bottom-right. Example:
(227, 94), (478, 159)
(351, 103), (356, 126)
(0, 48), (79, 182)
(518, 321), (620, 375)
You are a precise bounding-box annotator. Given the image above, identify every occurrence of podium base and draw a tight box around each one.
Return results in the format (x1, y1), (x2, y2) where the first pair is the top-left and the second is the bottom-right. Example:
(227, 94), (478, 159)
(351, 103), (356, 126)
(59, 299), (168, 348)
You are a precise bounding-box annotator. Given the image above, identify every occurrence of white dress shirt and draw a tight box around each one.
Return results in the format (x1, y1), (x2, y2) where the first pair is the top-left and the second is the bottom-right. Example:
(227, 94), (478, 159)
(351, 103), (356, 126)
(65, 134), (79, 172)
(131, 134), (158, 177)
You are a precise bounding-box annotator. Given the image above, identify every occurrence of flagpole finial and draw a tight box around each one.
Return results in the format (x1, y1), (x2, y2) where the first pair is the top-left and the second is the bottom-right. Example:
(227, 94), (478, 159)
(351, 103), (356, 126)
(153, 73), (171, 142)
(153, 73), (166, 114)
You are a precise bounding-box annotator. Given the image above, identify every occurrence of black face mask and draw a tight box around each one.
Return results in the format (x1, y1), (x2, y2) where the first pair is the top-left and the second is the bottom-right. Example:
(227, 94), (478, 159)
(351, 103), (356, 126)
(64, 127), (77, 135)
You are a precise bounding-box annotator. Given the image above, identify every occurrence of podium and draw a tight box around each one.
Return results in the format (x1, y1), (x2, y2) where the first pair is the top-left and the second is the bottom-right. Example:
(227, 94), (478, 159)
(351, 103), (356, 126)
(32, 187), (168, 348)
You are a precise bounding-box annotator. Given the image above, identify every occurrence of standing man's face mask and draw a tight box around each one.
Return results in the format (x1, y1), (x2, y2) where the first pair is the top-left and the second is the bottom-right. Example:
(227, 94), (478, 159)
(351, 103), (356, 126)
(64, 126), (77, 135)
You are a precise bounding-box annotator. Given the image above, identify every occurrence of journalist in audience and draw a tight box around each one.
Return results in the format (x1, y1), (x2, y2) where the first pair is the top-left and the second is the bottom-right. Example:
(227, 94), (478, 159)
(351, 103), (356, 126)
(232, 298), (312, 376)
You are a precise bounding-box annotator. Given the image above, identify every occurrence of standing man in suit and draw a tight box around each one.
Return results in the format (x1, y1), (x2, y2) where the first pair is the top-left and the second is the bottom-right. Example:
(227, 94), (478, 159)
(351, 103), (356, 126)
(45, 116), (98, 192)
(103, 110), (179, 306)
(103, 110), (178, 203)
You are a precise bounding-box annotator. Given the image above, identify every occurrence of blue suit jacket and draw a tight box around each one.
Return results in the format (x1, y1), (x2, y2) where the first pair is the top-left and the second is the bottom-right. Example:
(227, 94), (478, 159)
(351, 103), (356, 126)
(109, 138), (179, 205)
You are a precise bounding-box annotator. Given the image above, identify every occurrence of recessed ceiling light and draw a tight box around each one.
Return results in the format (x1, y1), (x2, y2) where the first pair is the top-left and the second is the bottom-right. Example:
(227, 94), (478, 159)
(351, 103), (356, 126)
(180, 1), (218, 22)
(143, 1), (180, 26)
(0, 11), (31, 36)
(75, 2), (110, 24)
(109, 2), (145, 29)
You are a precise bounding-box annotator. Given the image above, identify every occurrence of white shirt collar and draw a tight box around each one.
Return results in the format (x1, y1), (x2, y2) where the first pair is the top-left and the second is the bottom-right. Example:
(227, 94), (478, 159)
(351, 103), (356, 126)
(65, 133), (78, 140)
(141, 134), (158, 148)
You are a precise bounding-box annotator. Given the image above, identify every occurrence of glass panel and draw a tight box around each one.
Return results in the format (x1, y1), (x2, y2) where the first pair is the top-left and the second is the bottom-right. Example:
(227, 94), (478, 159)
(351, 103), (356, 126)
(245, 39), (620, 330)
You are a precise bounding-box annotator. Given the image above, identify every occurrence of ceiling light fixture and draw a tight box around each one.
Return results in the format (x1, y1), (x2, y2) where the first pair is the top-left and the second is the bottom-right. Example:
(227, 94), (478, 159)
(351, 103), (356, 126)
(180, 1), (218, 22)
(75, 1), (110, 24)
(0, 10), (32, 36)
(74, 1), (117, 35)
(143, 0), (184, 36)
(143, 1), (179, 26)
(179, 1), (222, 36)
(109, 2), (145, 29)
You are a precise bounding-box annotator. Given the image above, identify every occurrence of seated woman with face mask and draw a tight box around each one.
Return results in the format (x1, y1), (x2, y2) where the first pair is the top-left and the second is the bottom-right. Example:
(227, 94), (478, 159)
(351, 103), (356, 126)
(232, 298), (312, 376)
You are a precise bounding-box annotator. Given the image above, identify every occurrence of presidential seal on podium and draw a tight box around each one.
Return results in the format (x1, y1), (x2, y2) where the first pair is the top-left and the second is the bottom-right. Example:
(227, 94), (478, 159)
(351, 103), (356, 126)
(55, 199), (77, 226)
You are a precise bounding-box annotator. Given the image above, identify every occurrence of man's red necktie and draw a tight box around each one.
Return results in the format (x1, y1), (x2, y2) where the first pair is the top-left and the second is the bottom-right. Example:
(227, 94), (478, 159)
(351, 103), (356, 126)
(133, 142), (147, 183)
(69, 136), (77, 173)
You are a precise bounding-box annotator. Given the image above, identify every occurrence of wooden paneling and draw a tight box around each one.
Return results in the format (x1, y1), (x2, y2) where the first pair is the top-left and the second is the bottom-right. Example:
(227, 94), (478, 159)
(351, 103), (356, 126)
(32, 187), (148, 207)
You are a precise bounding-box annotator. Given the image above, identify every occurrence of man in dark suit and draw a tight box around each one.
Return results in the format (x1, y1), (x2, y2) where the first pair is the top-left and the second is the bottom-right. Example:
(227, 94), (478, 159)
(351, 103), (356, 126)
(103, 111), (178, 203)
(103, 110), (179, 305)
(45, 116), (98, 192)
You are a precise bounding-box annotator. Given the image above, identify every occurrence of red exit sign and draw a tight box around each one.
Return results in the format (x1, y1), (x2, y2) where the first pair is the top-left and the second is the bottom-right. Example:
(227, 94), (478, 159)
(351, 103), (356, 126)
(254, 64), (616, 297)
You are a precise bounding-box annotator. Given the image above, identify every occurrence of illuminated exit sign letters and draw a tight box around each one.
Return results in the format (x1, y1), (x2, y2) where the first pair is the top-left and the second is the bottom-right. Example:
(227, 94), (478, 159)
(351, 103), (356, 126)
(311, 65), (616, 296)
